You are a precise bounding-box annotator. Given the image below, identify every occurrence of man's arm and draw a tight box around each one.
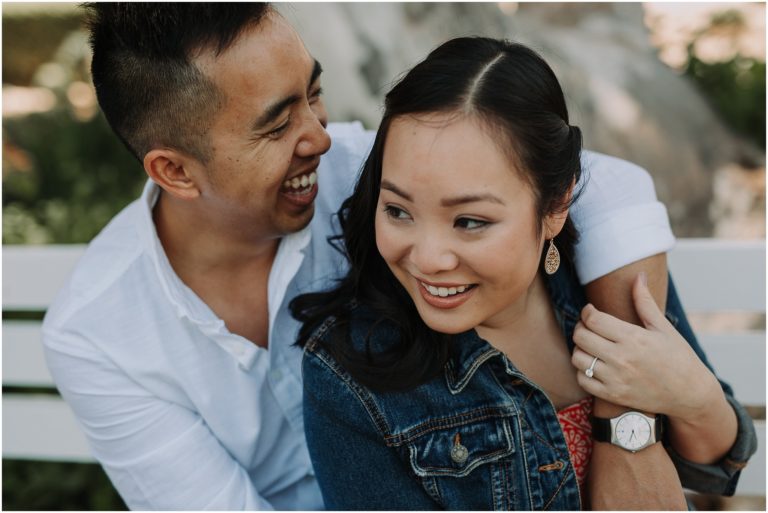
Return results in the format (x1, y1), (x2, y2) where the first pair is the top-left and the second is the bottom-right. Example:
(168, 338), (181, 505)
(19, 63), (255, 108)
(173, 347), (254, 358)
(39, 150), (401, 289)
(43, 329), (273, 510)
(570, 154), (685, 508)
(584, 255), (687, 510)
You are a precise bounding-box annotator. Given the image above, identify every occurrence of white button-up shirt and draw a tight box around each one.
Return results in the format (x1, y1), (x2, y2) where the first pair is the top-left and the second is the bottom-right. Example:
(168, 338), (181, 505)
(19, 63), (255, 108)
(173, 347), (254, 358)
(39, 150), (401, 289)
(42, 122), (673, 510)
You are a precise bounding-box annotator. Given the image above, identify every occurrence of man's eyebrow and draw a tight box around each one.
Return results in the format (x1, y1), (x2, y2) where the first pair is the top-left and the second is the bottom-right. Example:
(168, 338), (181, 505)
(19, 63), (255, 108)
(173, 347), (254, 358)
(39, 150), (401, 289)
(310, 59), (323, 86)
(252, 59), (323, 132)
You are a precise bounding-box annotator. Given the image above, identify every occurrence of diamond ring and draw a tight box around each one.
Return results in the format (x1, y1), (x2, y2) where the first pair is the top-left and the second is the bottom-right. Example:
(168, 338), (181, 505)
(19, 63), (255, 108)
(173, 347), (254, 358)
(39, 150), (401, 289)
(585, 356), (599, 378)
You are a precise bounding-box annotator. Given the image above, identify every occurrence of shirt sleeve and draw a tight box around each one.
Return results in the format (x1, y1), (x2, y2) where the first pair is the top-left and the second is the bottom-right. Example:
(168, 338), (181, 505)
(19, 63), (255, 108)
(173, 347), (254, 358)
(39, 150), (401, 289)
(302, 348), (440, 510)
(570, 151), (676, 285)
(42, 328), (274, 511)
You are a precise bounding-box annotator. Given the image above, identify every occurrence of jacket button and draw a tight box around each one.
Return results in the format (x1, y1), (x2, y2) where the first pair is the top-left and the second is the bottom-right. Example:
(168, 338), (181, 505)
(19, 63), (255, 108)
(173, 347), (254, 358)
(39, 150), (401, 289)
(451, 444), (468, 464)
(450, 433), (469, 464)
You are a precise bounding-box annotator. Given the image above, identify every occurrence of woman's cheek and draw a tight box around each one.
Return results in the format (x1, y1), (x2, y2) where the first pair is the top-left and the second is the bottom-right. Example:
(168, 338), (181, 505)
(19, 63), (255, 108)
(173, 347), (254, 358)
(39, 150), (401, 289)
(374, 216), (401, 264)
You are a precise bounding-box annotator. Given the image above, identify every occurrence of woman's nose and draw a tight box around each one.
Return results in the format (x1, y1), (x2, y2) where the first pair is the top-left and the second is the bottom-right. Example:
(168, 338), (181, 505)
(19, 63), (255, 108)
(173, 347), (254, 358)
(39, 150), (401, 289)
(409, 236), (459, 276)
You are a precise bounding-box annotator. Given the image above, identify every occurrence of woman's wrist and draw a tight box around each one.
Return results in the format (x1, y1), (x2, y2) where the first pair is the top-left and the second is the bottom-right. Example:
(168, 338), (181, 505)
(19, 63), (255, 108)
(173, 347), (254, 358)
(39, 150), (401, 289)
(592, 397), (657, 418)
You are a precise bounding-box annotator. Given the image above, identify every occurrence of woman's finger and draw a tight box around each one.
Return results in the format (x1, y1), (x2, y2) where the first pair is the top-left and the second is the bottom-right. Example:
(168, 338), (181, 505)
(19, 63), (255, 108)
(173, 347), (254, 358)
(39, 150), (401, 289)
(572, 320), (618, 364)
(632, 273), (671, 332)
(575, 369), (610, 400)
(580, 303), (648, 347)
(572, 346), (614, 383)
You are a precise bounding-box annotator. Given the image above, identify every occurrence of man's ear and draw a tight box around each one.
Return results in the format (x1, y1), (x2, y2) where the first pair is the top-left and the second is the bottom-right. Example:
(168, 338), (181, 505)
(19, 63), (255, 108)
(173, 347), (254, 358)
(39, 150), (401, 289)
(143, 148), (204, 200)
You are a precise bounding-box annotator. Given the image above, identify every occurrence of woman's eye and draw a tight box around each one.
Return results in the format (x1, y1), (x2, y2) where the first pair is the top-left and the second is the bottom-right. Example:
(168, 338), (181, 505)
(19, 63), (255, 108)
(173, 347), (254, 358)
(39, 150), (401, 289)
(455, 217), (489, 230)
(383, 205), (411, 221)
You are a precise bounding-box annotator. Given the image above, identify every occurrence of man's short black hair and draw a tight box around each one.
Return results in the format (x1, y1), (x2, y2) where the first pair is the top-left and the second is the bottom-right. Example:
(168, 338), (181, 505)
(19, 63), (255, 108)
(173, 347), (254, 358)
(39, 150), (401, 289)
(85, 3), (271, 163)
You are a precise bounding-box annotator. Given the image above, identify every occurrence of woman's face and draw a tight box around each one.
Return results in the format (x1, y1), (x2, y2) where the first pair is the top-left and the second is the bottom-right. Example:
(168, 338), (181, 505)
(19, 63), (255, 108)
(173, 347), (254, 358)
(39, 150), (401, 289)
(375, 114), (562, 335)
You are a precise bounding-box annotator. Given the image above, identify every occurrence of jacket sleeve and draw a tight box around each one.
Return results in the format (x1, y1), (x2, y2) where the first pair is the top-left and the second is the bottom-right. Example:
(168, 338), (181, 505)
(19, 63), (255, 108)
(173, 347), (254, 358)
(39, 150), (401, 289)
(666, 394), (757, 496)
(302, 347), (440, 510)
(42, 327), (274, 510)
(662, 277), (758, 495)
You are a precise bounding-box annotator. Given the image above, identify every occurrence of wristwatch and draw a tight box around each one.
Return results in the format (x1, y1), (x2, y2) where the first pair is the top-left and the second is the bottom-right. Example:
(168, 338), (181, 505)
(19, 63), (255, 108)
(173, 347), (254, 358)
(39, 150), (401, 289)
(591, 411), (663, 452)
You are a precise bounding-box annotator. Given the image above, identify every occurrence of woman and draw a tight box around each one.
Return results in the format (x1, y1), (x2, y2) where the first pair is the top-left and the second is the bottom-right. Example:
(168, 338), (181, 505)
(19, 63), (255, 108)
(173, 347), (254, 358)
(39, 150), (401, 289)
(291, 38), (755, 509)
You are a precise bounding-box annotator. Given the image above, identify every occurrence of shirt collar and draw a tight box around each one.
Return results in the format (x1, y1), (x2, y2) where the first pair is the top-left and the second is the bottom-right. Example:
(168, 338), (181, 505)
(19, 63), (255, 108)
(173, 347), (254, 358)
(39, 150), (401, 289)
(136, 180), (264, 368)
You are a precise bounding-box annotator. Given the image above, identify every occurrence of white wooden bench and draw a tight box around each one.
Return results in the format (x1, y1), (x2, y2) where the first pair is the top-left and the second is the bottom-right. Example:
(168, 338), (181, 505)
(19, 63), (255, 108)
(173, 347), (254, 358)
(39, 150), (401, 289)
(3, 240), (765, 497)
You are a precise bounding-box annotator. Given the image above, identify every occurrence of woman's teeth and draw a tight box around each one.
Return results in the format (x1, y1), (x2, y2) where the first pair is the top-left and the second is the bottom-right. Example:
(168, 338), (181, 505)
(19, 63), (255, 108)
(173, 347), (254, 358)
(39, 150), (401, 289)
(283, 171), (317, 191)
(421, 282), (472, 297)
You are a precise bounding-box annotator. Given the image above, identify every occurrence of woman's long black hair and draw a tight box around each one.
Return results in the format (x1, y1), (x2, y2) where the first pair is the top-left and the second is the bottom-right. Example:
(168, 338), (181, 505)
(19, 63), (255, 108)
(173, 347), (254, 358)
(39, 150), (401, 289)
(291, 37), (583, 392)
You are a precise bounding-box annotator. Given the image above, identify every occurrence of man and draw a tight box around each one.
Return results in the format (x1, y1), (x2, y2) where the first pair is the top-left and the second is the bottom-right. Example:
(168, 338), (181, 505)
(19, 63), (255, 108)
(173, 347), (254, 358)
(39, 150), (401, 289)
(43, 3), (681, 509)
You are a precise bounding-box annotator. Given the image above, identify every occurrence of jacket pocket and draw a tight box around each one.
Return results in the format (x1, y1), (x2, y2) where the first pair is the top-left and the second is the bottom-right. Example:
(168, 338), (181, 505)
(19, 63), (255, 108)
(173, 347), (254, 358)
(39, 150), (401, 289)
(406, 414), (516, 478)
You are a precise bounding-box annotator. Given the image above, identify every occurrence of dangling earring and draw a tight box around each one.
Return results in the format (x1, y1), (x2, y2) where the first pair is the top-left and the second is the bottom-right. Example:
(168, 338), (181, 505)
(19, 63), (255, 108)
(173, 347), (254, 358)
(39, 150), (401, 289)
(544, 238), (560, 275)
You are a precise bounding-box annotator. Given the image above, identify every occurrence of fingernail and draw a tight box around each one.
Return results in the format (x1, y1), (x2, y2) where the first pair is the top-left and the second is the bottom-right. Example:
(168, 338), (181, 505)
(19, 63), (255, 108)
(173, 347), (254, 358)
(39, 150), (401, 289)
(639, 272), (647, 286)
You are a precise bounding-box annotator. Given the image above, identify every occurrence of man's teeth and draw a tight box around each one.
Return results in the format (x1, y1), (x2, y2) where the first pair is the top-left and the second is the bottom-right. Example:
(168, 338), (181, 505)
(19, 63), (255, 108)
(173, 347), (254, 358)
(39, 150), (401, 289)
(422, 282), (470, 297)
(283, 171), (317, 190)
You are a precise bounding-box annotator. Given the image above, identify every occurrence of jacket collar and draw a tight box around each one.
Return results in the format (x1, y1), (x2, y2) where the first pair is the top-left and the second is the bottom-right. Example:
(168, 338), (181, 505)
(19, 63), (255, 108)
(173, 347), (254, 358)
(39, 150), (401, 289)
(444, 330), (502, 394)
(443, 266), (585, 394)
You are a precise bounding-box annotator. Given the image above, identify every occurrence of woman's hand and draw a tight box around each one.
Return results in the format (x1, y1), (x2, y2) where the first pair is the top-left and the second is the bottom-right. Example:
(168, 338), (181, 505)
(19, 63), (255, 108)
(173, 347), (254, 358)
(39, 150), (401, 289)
(571, 273), (721, 422)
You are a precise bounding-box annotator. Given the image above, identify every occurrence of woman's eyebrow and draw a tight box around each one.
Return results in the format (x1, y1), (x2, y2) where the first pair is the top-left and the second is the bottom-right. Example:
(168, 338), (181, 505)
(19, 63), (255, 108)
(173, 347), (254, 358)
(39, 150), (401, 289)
(381, 180), (505, 206)
(440, 193), (505, 207)
(380, 180), (412, 201)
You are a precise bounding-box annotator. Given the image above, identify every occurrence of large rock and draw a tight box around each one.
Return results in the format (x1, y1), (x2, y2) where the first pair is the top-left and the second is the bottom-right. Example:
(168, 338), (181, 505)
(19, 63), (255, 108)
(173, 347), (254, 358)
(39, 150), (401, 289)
(278, 3), (761, 237)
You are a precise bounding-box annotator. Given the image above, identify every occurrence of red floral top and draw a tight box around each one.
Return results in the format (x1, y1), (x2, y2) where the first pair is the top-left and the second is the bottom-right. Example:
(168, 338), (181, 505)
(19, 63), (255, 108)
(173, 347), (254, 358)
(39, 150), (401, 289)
(557, 396), (594, 498)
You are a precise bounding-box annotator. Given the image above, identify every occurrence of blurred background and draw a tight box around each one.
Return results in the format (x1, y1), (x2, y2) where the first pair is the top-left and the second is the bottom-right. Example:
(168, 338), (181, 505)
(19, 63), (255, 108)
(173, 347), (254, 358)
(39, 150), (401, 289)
(3, 2), (765, 510)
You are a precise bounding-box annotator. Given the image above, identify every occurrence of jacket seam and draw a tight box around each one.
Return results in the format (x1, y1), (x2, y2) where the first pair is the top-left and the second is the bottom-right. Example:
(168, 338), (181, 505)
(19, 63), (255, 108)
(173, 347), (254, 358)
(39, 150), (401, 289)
(384, 408), (516, 446)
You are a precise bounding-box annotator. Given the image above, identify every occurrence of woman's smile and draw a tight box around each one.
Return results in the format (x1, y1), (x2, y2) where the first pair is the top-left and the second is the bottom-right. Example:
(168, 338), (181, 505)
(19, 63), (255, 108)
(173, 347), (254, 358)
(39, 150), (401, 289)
(416, 278), (478, 309)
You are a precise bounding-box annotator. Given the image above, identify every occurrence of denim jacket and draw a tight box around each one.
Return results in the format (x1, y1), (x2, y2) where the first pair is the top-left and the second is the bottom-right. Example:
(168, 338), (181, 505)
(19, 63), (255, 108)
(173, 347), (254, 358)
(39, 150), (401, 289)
(302, 266), (757, 510)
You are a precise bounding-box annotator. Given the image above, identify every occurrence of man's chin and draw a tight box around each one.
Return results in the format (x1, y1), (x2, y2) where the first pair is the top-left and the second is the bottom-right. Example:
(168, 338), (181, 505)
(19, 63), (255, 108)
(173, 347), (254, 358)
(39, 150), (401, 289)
(280, 204), (315, 235)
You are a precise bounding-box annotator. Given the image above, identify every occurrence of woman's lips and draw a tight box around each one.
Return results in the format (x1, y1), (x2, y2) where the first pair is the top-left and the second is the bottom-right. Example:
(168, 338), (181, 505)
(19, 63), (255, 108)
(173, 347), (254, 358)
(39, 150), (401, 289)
(417, 280), (477, 309)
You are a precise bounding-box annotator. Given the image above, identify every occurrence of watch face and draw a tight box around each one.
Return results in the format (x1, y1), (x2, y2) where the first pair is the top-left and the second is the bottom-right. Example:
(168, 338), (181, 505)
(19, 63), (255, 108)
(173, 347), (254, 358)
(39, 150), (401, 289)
(614, 413), (652, 451)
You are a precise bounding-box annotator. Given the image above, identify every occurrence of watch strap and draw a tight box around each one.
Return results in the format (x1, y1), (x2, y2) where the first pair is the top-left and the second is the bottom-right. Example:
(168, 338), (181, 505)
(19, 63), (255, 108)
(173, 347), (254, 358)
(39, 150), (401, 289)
(591, 412), (664, 444)
(591, 415), (613, 443)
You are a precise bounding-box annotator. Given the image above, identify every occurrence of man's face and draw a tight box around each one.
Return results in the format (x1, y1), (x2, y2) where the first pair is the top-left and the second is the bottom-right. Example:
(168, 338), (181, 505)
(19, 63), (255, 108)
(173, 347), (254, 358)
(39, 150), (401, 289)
(193, 12), (331, 239)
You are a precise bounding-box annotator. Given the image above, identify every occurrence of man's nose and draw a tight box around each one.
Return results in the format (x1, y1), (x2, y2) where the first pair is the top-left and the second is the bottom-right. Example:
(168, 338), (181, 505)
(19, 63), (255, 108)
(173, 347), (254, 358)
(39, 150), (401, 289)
(295, 106), (331, 158)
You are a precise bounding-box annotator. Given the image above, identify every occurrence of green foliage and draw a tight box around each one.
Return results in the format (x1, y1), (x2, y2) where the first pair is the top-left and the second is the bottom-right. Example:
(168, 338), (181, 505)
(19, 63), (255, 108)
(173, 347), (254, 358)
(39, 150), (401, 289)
(2, 460), (126, 510)
(683, 9), (766, 150)
(686, 55), (766, 149)
(3, 108), (146, 244)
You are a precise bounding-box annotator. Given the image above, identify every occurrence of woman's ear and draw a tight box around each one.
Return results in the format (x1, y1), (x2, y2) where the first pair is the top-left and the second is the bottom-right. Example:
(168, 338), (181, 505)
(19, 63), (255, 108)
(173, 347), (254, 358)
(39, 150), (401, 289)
(143, 149), (204, 200)
(543, 178), (576, 238)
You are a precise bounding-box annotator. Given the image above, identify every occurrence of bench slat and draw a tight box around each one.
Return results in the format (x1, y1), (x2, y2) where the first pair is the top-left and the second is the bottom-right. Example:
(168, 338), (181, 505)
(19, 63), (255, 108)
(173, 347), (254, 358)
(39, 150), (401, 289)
(5, 322), (764, 407)
(3, 245), (86, 310)
(668, 239), (765, 312)
(699, 333), (766, 407)
(3, 394), (94, 462)
(4, 398), (761, 497)
(3, 321), (53, 387)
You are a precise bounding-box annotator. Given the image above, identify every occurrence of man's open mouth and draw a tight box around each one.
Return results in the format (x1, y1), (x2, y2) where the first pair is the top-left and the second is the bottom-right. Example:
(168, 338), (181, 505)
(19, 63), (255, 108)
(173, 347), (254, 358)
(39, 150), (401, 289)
(281, 171), (317, 195)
